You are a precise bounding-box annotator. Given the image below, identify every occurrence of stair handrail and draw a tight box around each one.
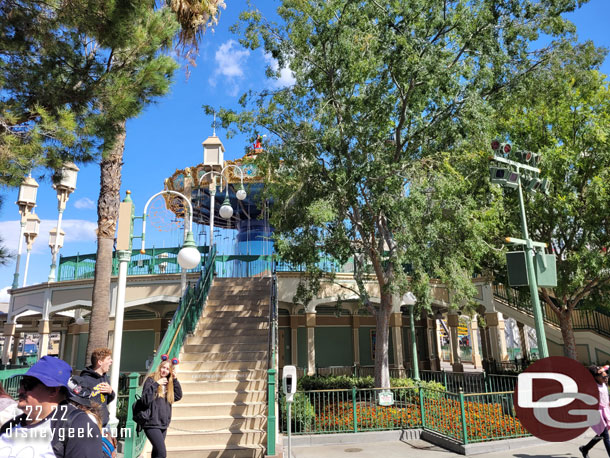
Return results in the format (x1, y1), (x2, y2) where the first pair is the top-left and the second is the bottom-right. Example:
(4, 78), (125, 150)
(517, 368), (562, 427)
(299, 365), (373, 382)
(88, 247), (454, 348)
(492, 282), (610, 338)
(267, 260), (278, 456)
(122, 245), (217, 458)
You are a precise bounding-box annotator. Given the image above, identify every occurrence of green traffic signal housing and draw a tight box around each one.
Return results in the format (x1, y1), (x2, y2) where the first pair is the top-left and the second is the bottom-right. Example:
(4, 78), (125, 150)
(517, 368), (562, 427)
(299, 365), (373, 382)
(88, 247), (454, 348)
(490, 166), (519, 189)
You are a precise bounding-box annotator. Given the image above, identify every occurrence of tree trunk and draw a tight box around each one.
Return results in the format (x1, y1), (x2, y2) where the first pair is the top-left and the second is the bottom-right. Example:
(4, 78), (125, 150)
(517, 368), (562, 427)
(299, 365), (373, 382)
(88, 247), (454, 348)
(86, 122), (127, 364)
(558, 306), (578, 360)
(374, 294), (392, 388)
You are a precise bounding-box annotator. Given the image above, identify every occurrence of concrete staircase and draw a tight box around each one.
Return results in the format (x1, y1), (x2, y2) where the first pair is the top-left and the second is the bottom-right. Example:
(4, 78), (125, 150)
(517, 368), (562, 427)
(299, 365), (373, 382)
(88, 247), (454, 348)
(164, 277), (271, 458)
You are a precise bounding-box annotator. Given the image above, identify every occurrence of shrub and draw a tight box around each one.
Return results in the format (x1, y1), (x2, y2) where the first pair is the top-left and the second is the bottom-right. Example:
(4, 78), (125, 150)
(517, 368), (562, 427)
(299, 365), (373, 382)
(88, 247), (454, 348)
(280, 392), (315, 432)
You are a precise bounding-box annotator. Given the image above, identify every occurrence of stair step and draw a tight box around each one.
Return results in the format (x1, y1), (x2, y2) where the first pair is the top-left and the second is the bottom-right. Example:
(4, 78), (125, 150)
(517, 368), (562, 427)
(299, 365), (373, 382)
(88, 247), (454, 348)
(173, 402), (266, 417)
(205, 300), (269, 307)
(171, 415), (267, 431)
(185, 334), (267, 344)
(176, 369), (268, 382)
(181, 351), (268, 362)
(200, 316), (268, 323)
(179, 360), (267, 371)
(165, 429), (266, 447)
(182, 343), (267, 353)
(165, 444), (265, 458)
(180, 390), (266, 403)
(180, 379), (267, 392)
(205, 311), (269, 319)
(195, 329), (268, 338)
(196, 322), (268, 331)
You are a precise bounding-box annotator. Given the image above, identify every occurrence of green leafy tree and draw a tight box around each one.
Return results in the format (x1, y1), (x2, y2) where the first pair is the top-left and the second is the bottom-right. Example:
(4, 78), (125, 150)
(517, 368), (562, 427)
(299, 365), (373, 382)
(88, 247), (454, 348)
(218, 0), (585, 387)
(0, 0), (100, 186)
(494, 41), (610, 360)
(1, 0), (224, 360)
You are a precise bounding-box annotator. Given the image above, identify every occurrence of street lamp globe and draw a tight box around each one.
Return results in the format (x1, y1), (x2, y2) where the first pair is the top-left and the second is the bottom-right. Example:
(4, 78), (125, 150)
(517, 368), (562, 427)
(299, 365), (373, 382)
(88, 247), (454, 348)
(219, 197), (234, 219)
(236, 185), (247, 201)
(177, 231), (201, 269)
(75, 317), (85, 326)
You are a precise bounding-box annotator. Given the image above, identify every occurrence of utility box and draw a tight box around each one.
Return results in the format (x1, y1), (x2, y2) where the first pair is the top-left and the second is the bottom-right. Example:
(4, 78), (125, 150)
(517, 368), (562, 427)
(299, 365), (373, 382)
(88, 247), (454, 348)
(506, 251), (557, 288)
(535, 252), (557, 288)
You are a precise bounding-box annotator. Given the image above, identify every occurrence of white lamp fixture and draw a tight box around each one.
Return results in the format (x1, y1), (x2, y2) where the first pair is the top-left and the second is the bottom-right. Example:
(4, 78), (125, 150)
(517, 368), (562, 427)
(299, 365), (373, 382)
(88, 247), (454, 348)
(17, 176), (39, 212)
(219, 196), (234, 219)
(25, 213), (41, 237)
(177, 231), (201, 269)
(75, 317), (85, 326)
(403, 292), (417, 306)
(48, 227), (65, 250)
(236, 184), (247, 201)
(55, 162), (79, 193)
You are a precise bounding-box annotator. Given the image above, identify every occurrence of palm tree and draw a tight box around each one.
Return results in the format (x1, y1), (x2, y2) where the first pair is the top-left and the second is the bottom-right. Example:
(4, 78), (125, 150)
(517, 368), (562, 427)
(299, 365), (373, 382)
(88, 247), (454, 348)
(85, 1), (225, 361)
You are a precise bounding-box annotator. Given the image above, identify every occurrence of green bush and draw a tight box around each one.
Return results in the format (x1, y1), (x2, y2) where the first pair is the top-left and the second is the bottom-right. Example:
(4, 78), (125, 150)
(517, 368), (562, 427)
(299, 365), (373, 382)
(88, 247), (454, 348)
(296, 374), (445, 395)
(280, 392), (315, 432)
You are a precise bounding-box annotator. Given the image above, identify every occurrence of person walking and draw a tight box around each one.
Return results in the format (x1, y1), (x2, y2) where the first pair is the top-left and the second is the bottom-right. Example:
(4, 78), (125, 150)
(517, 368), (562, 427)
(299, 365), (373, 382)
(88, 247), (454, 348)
(79, 347), (115, 427)
(580, 365), (610, 458)
(138, 358), (182, 458)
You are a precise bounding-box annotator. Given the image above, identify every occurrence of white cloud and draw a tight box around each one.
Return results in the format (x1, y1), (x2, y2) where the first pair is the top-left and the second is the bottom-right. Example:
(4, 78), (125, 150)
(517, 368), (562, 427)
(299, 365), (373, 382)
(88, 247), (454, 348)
(263, 52), (296, 88)
(0, 286), (10, 303)
(74, 197), (96, 210)
(210, 40), (250, 96)
(0, 219), (97, 254)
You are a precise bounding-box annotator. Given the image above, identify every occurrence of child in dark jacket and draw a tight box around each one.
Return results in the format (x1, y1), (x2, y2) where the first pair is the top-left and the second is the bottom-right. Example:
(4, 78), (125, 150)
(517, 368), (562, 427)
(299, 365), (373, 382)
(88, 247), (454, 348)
(140, 359), (182, 458)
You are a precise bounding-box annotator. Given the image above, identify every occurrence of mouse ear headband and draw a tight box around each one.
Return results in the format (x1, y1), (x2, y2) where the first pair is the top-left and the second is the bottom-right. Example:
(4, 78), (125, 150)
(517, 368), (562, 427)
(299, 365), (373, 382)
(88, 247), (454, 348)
(161, 354), (179, 365)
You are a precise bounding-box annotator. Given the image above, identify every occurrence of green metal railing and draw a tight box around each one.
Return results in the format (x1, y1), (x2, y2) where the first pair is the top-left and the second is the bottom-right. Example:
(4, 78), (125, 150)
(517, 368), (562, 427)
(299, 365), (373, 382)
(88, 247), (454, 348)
(411, 370), (517, 394)
(121, 246), (217, 458)
(0, 367), (29, 397)
(493, 283), (610, 339)
(58, 247), (210, 281)
(280, 386), (528, 444)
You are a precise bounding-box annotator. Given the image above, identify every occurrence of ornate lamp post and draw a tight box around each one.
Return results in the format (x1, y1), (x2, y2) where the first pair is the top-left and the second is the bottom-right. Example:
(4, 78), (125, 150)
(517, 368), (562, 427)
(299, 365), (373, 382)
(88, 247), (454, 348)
(22, 212), (41, 286)
(13, 176), (39, 289)
(199, 164), (247, 248)
(48, 162), (79, 282)
(107, 190), (200, 421)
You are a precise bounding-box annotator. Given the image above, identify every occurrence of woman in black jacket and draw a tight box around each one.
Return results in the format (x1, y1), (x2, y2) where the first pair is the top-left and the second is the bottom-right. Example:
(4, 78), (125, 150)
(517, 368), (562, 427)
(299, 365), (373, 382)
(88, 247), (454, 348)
(140, 359), (182, 458)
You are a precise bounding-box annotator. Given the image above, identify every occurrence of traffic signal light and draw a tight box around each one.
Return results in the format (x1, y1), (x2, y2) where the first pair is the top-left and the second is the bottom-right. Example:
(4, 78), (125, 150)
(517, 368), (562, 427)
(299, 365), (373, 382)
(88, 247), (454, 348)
(520, 151), (533, 163)
(526, 176), (542, 192)
(541, 177), (551, 195)
(499, 142), (512, 155)
(490, 166), (519, 188)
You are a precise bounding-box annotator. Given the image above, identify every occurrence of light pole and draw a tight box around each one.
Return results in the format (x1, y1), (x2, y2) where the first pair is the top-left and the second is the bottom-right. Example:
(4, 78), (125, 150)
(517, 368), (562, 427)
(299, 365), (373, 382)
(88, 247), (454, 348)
(48, 163), (79, 282)
(403, 292), (419, 381)
(198, 165), (247, 248)
(22, 212), (40, 287)
(13, 176), (39, 289)
(489, 140), (551, 359)
(108, 190), (200, 421)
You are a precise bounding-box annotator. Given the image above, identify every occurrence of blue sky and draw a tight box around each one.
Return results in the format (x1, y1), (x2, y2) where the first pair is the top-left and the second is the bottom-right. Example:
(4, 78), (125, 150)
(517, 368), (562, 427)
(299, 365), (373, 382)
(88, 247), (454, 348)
(1, 0), (609, 300)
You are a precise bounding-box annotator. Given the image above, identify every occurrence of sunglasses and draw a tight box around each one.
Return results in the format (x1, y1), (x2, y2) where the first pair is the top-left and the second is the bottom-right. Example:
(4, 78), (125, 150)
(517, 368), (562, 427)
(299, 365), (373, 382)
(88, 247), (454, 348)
(19, 377), (41, 392)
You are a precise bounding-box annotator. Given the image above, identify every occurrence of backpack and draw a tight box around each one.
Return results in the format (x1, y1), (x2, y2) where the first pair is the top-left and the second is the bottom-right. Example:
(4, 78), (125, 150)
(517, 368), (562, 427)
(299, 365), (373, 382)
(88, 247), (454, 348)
(131, 394), (152, 431)
(102, 435), (117, 458)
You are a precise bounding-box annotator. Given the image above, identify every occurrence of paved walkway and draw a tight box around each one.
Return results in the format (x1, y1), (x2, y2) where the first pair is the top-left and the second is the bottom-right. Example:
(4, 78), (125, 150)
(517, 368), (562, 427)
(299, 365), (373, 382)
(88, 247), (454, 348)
(285, 435), (603, 457)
